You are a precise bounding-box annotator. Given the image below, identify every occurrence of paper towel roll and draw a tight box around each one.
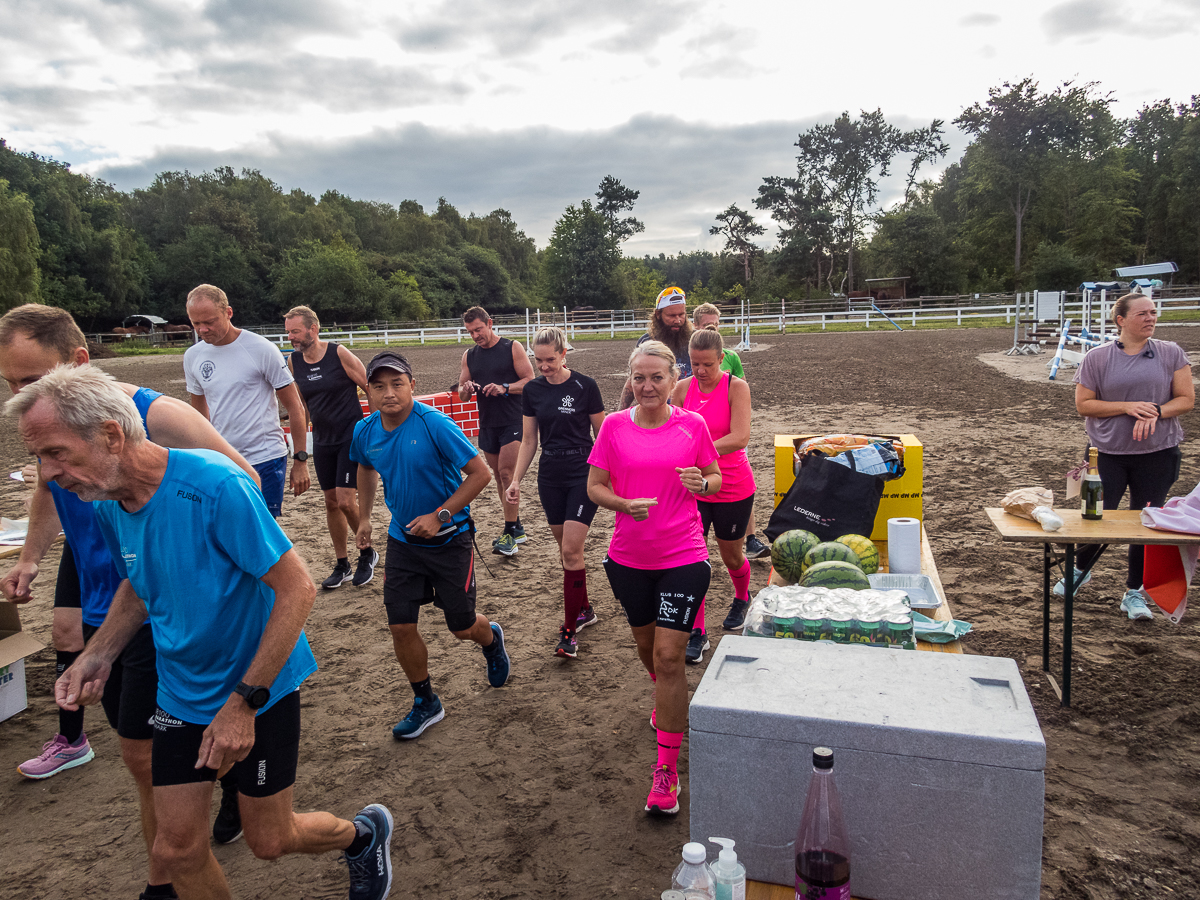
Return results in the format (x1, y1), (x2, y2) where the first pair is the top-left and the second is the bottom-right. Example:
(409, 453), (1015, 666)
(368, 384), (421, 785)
(887, 517), (922, 574)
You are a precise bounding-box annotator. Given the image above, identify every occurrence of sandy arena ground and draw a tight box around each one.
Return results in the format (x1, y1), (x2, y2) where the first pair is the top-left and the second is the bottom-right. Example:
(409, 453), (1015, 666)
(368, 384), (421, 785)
(2, 326), (1200, 899)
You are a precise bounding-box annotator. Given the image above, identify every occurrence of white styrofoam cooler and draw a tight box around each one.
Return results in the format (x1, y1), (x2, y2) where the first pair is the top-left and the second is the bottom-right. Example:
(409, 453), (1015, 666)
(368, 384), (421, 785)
(689, 637), (1045, 900)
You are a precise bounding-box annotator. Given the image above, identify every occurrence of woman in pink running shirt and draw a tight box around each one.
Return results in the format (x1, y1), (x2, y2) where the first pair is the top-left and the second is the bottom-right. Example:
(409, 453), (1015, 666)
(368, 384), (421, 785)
(672, 328), (756, 651)
(587, 340), (721, 817)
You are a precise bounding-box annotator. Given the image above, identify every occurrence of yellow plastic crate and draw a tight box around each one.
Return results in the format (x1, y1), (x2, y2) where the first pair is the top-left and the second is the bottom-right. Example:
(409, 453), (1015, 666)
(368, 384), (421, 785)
(773, 434), (923, 542)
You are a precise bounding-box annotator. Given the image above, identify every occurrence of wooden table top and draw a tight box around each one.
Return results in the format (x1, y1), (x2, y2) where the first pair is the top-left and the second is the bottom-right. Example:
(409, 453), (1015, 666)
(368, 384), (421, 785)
(985, 507), (1200, 545)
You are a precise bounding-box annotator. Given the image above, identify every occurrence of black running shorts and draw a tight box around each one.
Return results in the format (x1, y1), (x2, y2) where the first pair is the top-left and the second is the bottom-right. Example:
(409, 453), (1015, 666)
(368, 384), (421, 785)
(53, 543), (82, 610)
(313, 440), (357, 492)
(150, 690), (300, 797)
(697, 494), (755, 542)
(601, 558), (712, 632)
(383, 533), (478, 632)
(537, 477), (598, 527)
(478, 424), (522, 455)
(81, 621), (157, 741)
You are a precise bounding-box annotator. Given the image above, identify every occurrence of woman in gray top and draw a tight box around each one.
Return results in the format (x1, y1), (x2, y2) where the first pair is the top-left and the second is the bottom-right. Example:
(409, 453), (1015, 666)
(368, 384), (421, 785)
(1058, 292), (1195, 619)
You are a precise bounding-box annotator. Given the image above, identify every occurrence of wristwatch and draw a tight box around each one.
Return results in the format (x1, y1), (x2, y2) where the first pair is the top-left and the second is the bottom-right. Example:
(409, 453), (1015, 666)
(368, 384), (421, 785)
(437, 507), (453, 523)
(700, 477), (709, 495)
(234, 681), (271, 710)
(293, 451), (309, 462)
(502, 383), (510, 395)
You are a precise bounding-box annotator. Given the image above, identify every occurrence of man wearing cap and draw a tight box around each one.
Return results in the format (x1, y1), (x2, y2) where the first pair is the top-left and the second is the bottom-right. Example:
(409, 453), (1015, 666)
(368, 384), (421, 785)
(457, 306), (535, 556)
(283, 306), (374, 590)
(619, 287), (694, 410)
(184, 284), (311, 520)
(354, 351), (512, 741)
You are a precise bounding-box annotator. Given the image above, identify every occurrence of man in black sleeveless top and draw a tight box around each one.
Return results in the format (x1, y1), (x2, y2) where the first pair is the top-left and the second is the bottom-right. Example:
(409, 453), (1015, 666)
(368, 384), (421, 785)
(284, 306), (374, 588)
(457, 306), (535, 556)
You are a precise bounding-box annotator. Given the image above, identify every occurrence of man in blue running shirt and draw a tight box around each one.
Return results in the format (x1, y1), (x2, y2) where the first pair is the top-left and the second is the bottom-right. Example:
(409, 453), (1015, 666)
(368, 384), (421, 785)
(9, 364), (394, 900)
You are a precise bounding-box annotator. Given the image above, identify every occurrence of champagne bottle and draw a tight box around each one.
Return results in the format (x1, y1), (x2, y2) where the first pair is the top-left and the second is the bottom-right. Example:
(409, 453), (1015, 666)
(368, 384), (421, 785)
(1081, 447), (1103, 520)
(795, 747), (851, 900)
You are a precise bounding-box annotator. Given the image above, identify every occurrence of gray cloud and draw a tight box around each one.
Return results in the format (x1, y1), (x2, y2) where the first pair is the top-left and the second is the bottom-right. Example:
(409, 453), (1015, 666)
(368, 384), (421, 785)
(1041, 0), (1126, 39)
(395, 0), (689, 58)
(959, 13), (1001, 26)
(91, 113), (966, 254)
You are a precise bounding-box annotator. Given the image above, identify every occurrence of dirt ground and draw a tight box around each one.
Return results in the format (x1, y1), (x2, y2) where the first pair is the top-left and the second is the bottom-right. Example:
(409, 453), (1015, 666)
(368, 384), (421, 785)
(3, 326), (1200, 900)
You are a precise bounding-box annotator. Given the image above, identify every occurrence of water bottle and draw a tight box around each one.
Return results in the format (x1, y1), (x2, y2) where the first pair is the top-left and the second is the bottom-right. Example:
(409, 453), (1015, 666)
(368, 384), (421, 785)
(671, 841), (716, 899)
(795, 747), (851, 899)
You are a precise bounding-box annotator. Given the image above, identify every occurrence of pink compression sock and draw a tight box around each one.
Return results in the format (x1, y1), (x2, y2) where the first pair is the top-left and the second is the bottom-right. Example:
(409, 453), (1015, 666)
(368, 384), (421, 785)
(656, 728), (683, 771)
(563, 568), (587, 632)
(729, 558), (752, 601)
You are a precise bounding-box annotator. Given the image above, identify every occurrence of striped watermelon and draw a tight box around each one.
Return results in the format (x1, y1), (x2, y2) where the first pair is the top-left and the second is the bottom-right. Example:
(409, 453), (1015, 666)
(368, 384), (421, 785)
(835, 534), (880, 575)
(770, 530), (820, 584)
(801, 560), (872, 590)
(801, 541), (863, 576)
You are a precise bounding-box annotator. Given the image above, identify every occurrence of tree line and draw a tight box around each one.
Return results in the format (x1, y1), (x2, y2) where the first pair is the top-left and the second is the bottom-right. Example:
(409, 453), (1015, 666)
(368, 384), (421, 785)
(1, 78), (1197, 328)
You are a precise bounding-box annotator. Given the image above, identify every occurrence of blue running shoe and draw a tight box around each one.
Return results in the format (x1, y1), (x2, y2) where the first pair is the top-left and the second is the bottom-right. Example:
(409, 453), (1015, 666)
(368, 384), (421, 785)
(483, 622), (511, 687)
(392, 695), (445, 740)
(344, 803), (393, 900)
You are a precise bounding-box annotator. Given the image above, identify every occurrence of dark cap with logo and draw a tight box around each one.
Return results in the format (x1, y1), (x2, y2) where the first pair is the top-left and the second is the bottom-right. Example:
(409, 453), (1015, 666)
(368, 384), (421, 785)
(366, 350), (413, 381)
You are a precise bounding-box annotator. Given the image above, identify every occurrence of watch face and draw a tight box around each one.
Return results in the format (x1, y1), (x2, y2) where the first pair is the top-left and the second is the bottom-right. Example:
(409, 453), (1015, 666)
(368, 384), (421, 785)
(438, 509), (452, 523)
(247, 687), (270, 709)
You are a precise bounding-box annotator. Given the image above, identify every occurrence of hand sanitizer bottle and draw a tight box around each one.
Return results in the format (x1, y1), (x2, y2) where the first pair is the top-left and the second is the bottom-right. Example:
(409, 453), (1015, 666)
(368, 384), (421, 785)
(708, 838), (746, 900)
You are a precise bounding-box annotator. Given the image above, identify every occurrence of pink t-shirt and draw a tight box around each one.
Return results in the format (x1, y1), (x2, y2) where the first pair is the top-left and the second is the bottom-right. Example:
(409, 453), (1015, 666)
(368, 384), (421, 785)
(683, 372), (757, 503)
(588, 406), (719, 569)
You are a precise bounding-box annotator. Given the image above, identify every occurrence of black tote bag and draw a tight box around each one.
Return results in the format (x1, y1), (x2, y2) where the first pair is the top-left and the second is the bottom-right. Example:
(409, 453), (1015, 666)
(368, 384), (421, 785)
(765, 451), (885, 542)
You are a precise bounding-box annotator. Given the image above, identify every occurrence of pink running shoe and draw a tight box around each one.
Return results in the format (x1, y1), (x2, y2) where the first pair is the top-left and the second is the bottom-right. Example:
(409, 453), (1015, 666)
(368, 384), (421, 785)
(650, 708), (657, 730)
(18, 733), (95, 780)
(645, 764), (680, 815)
(575, 606), (598, 632)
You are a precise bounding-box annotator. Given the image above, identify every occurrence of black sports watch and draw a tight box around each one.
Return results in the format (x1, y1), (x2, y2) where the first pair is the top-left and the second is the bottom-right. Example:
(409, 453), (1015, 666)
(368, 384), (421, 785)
(502, 382), (510, 395)
(437, 507), (453, 524)
(293, 451), (309, 462)
(234, 682), (271, 710)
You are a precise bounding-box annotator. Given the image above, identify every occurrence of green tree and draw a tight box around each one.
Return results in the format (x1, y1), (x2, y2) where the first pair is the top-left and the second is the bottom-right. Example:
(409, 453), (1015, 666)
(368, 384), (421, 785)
(710, 205), (765, 286)
(541, 200), (621, 308)
(595, 176), (645, 243)
(0, 179), (42, 309)
(272, 238), (391, 322)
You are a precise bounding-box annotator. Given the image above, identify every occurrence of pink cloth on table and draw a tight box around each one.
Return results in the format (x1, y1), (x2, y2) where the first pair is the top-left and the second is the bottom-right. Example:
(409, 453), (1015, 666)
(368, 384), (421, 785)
(682, 371), (756, 503)
(588, 406), (718, 570)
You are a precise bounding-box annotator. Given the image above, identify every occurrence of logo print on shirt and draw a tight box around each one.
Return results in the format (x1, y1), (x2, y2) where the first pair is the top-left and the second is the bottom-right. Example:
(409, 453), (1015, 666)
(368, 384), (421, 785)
(558, 393), (576, 414)
(121, 546), (137, 562)
(200, 361), (216, 381)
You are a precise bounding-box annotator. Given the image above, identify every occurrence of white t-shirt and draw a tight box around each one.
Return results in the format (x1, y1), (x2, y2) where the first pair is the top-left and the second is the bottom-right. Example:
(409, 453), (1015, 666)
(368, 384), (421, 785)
(184, 330), (294, 465)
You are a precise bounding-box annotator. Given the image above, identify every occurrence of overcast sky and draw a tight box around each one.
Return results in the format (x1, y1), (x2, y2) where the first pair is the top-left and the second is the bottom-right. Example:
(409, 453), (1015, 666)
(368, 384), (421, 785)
(2, 0), (1197, 255)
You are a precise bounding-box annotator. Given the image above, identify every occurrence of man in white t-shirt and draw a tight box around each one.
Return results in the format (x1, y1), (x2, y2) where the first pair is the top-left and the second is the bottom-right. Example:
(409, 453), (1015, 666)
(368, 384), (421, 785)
(184, 284), (310, 520)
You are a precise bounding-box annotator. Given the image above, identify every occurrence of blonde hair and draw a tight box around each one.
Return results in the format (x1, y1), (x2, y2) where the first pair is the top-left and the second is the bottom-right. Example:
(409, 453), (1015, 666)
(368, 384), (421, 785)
(284, 306), (320, 329)
(692, 302), (721, 325)
(5, 363), (145, 445)
(186, 284), (229, 310)
(533, 327), (568, 354)
(628, 340), (679, 379)
(689, 328), (724, 355)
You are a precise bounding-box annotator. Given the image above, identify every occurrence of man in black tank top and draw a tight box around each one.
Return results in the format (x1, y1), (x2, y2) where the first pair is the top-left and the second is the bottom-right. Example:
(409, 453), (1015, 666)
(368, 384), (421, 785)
(458, 306), (535, 555)
(284, 307), (374, 589)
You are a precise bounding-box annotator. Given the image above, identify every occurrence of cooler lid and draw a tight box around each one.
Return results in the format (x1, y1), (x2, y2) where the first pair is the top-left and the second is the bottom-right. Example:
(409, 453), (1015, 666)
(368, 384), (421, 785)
(690, 637), (1045, 771)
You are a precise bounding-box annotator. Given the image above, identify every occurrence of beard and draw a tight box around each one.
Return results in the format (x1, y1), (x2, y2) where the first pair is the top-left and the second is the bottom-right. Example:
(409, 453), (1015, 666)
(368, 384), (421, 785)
(648, 315), (693, 355)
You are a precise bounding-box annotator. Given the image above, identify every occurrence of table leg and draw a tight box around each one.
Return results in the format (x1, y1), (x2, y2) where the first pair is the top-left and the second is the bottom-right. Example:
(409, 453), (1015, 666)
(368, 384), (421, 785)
(1042, 542), (1051, 671)
(1063, 543), (1075, 707)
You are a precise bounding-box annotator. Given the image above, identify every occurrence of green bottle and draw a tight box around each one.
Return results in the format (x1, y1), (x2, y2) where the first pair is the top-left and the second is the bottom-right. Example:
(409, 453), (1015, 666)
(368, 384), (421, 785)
(1081, 447), (1103, 520)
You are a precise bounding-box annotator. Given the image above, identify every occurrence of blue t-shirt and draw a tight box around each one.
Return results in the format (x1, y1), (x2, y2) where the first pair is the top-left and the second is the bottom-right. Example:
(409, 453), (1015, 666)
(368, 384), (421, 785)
(349, 404), (479, 545)
(94, 449), (317, 723)
(48, 387), (161, 626)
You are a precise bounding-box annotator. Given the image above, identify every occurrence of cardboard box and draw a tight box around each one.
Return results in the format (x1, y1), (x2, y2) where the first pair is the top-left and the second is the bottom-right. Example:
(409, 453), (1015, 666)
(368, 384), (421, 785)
(0, 602), (46, 723)
(774, 434), (923, 542)
(690, 637), (1045, 900)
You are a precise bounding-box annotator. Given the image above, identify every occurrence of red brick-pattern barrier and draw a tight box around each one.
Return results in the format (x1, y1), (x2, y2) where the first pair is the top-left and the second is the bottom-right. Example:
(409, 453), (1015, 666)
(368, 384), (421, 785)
(286, 391), (482, 453)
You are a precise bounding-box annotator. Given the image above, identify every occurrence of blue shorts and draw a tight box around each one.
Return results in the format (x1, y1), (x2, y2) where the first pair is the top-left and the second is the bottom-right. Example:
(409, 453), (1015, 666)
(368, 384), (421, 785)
(253, 456), (287, 518)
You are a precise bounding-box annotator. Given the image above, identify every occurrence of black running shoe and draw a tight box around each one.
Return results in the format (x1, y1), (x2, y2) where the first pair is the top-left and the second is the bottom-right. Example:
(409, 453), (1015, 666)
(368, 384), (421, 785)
(212, 781), (242, 844)
(722, 599), (749, 631)
(344, 803), (394, 900)
(744, 534), (770, 559)
(352, 547), (379, 587)
(555, 627), (578, 659)
(685, 628), (710, 664)
(483, 622), (511, 687)
(322, 560), (353, 590)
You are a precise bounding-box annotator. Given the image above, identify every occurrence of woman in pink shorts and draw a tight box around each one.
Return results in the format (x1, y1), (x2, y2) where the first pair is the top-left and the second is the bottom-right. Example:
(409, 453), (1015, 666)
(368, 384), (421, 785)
(587, 340), (721, 816)
(672, 327), (756, 653)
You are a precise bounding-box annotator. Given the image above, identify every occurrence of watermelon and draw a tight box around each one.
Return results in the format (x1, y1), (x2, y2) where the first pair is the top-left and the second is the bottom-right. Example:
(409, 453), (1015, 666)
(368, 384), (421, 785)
(801, 541), (863, 576)
(770, 530), (820, 583)
(801, 560), (872, 591)
(834, 534), (880, 575)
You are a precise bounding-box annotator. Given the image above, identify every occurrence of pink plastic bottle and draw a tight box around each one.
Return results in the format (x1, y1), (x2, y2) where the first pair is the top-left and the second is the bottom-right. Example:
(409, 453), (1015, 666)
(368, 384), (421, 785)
(795, 747), (851, 900)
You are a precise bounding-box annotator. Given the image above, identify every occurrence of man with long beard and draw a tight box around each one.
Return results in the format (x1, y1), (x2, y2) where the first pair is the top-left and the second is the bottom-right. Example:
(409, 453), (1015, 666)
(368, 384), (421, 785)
(618, 287), (693, 410)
